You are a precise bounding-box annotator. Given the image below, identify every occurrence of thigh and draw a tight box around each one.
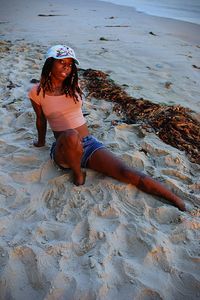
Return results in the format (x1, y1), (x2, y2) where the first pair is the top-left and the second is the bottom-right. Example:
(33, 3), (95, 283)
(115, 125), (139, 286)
(87, 147), (141, 184)
(87, 148), (120, 173)
(54, 129), (83, 167)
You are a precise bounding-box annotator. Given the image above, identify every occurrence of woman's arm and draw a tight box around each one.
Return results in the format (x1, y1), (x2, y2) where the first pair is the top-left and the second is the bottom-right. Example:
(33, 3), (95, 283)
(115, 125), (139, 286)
(30, 100), (47, 147)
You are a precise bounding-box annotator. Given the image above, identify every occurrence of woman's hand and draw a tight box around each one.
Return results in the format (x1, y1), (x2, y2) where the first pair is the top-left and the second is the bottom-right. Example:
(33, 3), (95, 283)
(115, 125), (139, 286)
(33, 140), (45, 147)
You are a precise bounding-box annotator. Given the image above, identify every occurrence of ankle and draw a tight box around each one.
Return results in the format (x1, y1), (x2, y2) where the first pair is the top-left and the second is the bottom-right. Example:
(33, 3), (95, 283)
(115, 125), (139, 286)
(73, 170), (86, 186)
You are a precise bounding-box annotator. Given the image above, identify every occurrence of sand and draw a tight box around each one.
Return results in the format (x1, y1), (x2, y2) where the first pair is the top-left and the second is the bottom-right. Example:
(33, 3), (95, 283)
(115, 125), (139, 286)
(0, 0), (200, 299)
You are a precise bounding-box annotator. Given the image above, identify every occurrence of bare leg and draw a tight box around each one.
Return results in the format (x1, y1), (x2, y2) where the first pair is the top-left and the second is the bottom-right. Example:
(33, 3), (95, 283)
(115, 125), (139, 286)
(54, 129), (86, 185)
(87, 148), (186, 211)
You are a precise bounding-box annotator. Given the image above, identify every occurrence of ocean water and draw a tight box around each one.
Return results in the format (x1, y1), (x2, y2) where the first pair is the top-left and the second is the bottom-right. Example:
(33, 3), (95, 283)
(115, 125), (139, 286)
(99, 0), (200, 25)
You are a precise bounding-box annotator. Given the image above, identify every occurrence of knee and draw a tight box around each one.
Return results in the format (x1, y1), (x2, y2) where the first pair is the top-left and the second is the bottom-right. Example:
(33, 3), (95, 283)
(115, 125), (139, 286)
(119, 165), (132, 179)
(114, 164), (131, 180)
(119, 165), (143, 185)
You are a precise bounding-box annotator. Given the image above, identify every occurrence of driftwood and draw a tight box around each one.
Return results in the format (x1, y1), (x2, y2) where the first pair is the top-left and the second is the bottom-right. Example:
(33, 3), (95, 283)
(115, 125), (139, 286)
(80, 68), (200, 164)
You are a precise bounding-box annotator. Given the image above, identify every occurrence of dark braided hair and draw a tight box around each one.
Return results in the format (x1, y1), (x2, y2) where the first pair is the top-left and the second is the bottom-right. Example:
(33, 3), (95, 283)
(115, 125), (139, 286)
(37, 57), (82, 103)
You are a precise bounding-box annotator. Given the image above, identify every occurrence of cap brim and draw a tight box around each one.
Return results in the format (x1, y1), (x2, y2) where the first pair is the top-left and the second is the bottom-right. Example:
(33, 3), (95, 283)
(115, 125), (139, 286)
(46, 54), (79, 65)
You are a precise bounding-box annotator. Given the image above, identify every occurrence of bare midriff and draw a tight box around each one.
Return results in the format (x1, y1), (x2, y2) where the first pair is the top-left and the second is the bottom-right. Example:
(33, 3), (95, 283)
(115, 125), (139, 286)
(53, 123), (90, 140)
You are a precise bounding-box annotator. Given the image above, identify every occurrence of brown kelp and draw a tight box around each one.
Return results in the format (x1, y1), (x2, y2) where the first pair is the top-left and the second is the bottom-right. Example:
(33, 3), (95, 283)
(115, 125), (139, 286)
(80, 69), (200, 164)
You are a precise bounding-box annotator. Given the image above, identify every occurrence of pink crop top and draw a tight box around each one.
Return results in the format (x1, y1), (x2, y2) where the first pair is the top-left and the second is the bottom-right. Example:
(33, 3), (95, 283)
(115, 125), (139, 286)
(28, 84), (86, 131)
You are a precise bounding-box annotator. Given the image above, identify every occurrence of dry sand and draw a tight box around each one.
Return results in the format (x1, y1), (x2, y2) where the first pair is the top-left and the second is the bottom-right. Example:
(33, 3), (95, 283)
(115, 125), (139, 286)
(0, 0), (200, 299)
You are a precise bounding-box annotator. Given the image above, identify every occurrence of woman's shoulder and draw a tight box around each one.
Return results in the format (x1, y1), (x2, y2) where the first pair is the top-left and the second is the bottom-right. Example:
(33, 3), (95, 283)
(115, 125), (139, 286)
(28, 84), (42, 104)
(28, 83), (39, 95)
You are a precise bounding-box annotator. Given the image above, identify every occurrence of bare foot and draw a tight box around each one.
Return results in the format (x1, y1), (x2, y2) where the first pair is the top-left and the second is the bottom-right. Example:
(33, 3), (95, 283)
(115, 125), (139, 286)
(73, 171), (86, 186)
(178, 202), (186, 212)
(174, 197), (186, 211)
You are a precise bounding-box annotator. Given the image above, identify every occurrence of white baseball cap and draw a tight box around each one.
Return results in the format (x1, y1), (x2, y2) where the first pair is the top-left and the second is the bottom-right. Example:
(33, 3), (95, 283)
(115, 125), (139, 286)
(46, 45), (79, 65)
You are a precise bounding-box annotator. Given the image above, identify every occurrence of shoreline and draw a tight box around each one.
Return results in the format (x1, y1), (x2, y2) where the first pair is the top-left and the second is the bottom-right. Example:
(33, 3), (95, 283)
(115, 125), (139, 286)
(99, 0), (200, 26)
(1, 0), (200, 44)
(1, 0), (199, 113)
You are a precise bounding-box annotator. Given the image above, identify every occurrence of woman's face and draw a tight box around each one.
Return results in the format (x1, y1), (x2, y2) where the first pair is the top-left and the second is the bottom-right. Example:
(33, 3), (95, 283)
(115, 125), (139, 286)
(51, 58), (74, 81)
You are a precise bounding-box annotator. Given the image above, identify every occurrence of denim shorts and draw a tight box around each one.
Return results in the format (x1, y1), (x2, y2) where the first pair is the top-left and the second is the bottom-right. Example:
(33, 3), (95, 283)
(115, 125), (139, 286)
(50, 135), (105, 169)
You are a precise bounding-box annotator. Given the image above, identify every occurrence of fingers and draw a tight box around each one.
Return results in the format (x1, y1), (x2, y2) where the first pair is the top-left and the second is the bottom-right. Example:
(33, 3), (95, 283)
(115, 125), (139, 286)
(33, 141), (45, 147)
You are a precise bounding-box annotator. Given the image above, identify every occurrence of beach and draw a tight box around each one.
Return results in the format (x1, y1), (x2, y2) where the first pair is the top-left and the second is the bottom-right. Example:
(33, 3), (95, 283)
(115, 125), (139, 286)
(99, 0), (200, 25)
(0, 0), (200, 299)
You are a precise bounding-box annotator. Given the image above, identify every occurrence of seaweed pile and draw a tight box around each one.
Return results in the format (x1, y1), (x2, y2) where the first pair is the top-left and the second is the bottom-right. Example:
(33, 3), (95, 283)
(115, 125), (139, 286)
(80, 69), (200, 164)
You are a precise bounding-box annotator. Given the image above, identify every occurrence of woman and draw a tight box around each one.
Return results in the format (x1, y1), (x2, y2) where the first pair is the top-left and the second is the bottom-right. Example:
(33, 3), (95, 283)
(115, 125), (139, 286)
(29, 44), (186, 211)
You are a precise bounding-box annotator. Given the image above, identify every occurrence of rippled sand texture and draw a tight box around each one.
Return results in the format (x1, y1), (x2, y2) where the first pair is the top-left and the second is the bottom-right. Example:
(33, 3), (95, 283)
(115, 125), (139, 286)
(0, 40), (199, 300)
